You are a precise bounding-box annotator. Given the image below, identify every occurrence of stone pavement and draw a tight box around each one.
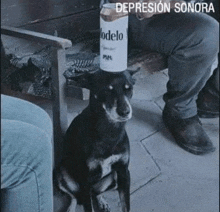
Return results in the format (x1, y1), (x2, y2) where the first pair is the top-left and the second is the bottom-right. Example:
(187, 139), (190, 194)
(130, 69), (219, 212)
(42, 67), (218, 212)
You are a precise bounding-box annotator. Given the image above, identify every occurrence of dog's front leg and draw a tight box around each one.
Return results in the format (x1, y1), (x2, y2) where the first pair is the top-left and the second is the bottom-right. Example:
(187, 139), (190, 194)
(116, 165), (130, 212)
(92, 195), (111, 212)
(91, 172), (117, 212)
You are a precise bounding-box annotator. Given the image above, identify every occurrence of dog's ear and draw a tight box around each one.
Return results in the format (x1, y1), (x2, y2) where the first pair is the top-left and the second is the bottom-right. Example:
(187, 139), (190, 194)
(69, 72), (94, 90)
(28, 58), (32, 66)
(127, 67), (140, 84)
(127, 67), (140, 76)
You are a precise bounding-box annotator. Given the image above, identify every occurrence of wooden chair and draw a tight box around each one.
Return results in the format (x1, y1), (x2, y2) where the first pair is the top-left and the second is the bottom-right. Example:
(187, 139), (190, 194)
(1, 26), (72, 165)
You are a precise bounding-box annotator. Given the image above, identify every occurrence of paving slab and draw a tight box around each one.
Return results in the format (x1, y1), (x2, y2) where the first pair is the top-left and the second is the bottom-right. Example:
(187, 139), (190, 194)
(129, 142), (161, 193)
(154, 95), (165, 111)
(133, 68), (168, 101)
(126, 99), (164, 142)
(143, 126), (219, 178)
(130, 172), (219, 212)
(136, 122), (219, 212)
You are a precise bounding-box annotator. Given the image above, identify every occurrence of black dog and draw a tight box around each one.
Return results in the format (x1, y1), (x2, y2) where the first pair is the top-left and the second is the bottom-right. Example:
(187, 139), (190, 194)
(55, 69), (138, 212)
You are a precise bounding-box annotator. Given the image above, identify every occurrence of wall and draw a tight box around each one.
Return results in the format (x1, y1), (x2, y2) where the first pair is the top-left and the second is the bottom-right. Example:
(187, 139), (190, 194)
(1, 0), (100, 39)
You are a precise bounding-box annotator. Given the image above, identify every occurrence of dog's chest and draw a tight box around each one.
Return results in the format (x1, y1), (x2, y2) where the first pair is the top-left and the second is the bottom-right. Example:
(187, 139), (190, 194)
(87, 154), (125, 177)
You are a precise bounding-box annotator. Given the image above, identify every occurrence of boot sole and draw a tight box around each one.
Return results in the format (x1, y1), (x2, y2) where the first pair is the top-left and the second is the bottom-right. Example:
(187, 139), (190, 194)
(174, 137), (216, 155)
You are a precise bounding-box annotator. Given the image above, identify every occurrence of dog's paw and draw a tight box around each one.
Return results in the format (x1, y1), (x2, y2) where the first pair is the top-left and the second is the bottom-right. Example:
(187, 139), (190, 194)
(97, 196), (111, 212)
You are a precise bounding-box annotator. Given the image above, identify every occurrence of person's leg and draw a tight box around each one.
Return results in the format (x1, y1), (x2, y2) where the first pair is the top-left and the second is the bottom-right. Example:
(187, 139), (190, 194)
(129, 12), (219, 154)
(1, 120), (53, 212)
(1, 95), (53, 211)
(130, 12), (219, 118)
(197, 66), (219, 118)
(1, 94), (53, 136)
(196, 0), (219, 118)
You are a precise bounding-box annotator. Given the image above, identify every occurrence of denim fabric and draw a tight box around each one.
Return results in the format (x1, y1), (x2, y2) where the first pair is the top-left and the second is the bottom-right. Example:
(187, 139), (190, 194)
(1, 95), (53, 212)
(129, 12), (219, 118)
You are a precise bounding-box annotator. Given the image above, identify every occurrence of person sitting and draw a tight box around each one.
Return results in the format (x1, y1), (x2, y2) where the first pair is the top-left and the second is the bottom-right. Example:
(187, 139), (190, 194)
(107, 0), (219, 155)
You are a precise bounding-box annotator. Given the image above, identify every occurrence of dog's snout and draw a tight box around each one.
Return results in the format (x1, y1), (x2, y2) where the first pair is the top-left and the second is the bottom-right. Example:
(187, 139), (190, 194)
(117, 105), (130, 117)
(116, 96), (132, 119)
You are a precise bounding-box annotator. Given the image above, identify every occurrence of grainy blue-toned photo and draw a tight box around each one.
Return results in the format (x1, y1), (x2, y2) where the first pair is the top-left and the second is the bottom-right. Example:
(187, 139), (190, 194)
(1, 0), (219, 211)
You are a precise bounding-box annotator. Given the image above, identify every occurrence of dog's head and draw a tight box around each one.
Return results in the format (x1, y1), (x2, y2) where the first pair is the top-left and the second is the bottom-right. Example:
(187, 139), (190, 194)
(71, 68), (139, 122)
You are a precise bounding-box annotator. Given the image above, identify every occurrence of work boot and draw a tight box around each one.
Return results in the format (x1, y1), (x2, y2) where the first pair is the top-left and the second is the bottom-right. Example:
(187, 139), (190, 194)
(197, 83), (219, 118)
(197, 68), (219, 118)
(162, 107), (216, 155)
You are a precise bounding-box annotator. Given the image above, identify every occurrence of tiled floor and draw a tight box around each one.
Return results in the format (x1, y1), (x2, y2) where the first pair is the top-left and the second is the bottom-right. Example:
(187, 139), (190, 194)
(36, 67), (219, 212)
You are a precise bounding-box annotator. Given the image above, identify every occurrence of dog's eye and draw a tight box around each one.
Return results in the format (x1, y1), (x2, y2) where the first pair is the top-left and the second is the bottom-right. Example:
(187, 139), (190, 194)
(124, 84), (131, 90)
(108, 85), (113, 90)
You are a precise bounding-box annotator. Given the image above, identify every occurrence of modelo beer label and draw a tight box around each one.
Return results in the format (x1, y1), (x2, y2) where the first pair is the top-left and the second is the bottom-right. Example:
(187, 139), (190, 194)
(100, 3), (128, 72)
(100, 29), (123, 41)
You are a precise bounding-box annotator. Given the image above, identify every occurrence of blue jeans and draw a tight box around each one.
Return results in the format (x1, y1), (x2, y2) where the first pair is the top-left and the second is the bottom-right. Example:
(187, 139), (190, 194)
(129, 11), (219, 118)
(1, 95), (53, 212)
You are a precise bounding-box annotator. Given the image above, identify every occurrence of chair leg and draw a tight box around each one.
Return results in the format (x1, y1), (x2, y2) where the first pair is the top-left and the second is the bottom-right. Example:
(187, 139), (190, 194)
(51, 48), (68, 166)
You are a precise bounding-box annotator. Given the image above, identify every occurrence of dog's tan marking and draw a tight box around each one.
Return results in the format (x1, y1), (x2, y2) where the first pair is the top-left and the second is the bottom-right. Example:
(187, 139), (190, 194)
(58, 167), (79, 194)
(92, 171), (117, 193)
(101, 154), (122, 177)
(87, 154), (125, 178)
